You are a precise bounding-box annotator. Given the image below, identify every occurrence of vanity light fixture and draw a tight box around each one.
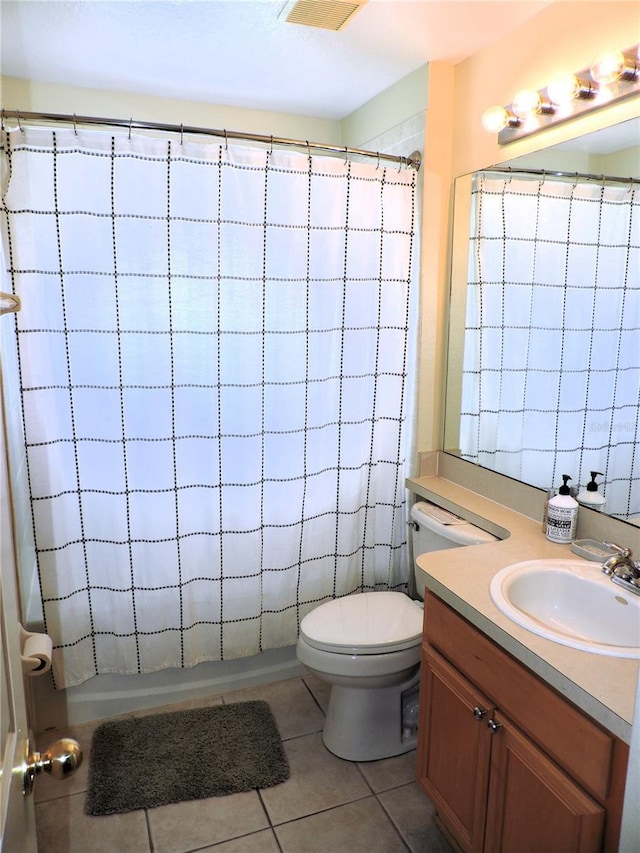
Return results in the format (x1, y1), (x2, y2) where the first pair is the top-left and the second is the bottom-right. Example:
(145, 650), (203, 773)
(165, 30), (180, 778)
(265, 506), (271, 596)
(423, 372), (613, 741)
(546, 73), (597, 107)
(484, 43), (639, 144)
(511, 88), (555, 119)
(590, 49), (637, 84)
(481, 104), (519, 133)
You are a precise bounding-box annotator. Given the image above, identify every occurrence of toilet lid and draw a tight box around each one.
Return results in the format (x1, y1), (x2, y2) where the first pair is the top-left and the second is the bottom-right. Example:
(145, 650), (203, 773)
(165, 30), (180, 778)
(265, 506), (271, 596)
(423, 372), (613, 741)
(300, 592), (423, 655)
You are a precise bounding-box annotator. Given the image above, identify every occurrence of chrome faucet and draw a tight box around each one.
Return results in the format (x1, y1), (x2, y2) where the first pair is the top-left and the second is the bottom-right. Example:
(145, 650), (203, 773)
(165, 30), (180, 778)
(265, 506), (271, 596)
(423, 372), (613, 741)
(601, 543), (640, 595)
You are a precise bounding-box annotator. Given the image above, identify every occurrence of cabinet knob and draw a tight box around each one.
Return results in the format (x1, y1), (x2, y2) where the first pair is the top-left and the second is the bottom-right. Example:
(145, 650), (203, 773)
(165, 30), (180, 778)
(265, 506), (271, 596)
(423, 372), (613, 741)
(472, 706), (486, 720)
(487, 719), (502, 733)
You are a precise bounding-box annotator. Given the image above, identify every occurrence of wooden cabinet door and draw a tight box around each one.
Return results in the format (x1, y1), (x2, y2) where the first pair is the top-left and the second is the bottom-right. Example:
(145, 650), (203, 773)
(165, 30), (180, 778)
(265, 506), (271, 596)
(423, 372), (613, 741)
(417, 646), (493, 853)
(484, 711), (605, 853)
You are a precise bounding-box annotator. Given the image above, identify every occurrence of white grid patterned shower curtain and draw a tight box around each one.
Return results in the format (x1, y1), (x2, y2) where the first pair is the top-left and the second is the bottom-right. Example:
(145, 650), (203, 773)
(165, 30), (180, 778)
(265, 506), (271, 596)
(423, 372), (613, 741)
(1, 127), (416, 689)
(460, 172), (639, 520)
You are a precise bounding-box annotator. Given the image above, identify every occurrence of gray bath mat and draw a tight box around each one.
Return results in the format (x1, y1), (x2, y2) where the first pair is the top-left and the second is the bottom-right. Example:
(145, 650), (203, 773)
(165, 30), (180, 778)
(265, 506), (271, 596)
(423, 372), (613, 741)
(85, 700), (289, 815)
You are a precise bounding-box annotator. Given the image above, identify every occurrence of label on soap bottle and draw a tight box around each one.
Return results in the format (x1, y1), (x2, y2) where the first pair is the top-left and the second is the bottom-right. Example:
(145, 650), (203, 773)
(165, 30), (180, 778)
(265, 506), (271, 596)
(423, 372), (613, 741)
(545, 506), (577, 543)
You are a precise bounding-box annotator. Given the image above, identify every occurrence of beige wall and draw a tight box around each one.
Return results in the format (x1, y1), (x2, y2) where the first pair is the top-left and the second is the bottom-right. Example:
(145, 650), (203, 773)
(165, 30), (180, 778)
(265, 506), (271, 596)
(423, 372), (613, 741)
(452, 1), (640, 177)
(1, 64), (430, 152)
(341, 64), (428, 147)
(416, 1), (640, 458)
(415, 63), (455, 456)
(0, 76), (343, 144)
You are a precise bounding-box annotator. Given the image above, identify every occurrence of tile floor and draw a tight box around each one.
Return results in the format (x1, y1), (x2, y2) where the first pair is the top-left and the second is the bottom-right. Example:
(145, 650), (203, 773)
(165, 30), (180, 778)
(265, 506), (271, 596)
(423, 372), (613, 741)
(34, 674), (452, 853)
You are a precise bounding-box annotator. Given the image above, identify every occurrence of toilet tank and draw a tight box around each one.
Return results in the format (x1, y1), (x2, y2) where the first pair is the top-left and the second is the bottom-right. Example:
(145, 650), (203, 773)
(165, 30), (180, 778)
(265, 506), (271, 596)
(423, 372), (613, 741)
(409, 501), (498, 599)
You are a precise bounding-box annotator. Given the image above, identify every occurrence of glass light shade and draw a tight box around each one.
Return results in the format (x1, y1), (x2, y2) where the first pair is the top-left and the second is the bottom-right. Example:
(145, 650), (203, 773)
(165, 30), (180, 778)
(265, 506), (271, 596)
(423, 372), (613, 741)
(512, 89), (542, 118)
(590, 50), (626, 84)
(481, 105), (511, 133)
(547, 73), (581, 105)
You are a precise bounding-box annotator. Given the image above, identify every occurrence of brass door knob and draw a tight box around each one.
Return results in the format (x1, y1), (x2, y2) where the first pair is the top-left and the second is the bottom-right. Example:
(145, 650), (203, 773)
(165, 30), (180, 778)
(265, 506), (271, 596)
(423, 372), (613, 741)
(24, 737), (83, 795)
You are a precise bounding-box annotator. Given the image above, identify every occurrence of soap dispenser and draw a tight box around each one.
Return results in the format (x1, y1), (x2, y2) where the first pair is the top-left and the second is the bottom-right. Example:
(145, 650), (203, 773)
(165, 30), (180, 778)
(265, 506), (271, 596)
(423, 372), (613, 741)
(577, 472), (606, 512)
(545, 475), (578, 544)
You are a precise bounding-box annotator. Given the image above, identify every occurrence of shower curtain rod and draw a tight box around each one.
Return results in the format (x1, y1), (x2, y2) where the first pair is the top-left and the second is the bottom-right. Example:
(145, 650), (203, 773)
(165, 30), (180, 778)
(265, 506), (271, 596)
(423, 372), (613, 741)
(1, 109), (422, 171)
(482, 165), (639, 186)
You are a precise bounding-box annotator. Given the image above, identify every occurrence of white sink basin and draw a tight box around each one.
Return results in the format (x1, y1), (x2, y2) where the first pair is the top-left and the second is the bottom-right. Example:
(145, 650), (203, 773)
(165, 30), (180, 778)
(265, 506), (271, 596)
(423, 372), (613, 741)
(489, 559), (640, 658)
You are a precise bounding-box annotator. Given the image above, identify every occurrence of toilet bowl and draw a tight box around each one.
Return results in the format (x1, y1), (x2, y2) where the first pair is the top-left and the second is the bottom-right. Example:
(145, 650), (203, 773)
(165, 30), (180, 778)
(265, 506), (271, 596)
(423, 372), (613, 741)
(296, 501), (498, 761)
(297, 590), (423, 761)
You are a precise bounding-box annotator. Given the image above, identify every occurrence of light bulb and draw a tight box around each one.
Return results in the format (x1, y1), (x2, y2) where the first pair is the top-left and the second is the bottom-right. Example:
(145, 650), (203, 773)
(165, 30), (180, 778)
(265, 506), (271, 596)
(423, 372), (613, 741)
(547, 73), (581, 105)
(590, 50), (627, 84)
(481, 105), (512, 133)
(511, 89), (542, 119)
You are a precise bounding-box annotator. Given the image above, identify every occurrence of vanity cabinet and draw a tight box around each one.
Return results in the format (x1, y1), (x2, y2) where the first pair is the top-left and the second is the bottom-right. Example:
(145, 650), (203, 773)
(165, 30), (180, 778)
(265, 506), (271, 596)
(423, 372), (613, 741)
(417, 593), (629, 853)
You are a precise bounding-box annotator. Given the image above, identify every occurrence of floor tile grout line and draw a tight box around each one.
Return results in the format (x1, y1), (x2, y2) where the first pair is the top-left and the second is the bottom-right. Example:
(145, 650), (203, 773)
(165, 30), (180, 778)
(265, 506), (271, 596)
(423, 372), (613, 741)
(353, 754), (377, 796)
(277, 727), (326, 746)
(374, 785), (416, 853)
(299, 674), (327, 716)
(144, 808), (154, 852)
(34, 788), (85, 806)
(180, 825), (282, 853)
(267, 790), (385, 829)
(257, 786), (274, 829)
(39, 790), (84, 804)
(256, 788), (285, 853)
(364, 777), (422, 797)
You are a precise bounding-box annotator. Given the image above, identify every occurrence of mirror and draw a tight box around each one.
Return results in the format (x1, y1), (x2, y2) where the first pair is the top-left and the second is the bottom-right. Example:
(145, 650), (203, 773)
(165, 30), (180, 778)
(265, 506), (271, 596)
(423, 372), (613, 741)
(444, 117), (639, 524)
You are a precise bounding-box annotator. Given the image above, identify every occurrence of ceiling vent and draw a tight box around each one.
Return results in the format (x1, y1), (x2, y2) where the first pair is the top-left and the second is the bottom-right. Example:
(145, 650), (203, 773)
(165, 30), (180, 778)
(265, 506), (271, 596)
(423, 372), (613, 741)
(281, 0), (368, 32)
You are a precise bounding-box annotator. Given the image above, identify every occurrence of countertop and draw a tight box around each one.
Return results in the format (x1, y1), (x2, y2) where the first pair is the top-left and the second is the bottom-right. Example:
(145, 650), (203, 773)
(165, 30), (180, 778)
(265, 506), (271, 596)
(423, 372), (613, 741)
(407, 474), (639, 744)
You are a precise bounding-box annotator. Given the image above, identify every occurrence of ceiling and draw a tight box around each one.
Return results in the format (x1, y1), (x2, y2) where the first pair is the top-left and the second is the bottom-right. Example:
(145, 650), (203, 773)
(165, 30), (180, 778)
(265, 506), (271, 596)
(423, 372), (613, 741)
(1, 0), (551, 120)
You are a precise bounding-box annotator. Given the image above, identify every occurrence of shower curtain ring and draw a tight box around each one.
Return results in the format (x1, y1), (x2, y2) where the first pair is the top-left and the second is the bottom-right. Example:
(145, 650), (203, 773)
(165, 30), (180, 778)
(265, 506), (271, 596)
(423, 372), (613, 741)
(507, 167), (512, 184)
(128, 118), (133, 141)
(627, 178), (634, 193)
(180, 124), (184, 145)
(376, 151), (380, 170)
(73, 114), (78, 136)
(16, 111), (23, 134)
(223, 129), (228, 151)
(1, 109), (4, 132)
(344, 146), (348, 165)
(269, 135), (273, 155)
(540, 169), (546, 185)
(306, 139), (311, 159)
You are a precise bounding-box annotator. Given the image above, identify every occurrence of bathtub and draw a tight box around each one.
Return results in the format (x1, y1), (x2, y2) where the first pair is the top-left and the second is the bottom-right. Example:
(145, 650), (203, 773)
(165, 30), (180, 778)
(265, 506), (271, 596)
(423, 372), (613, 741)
(30, 645), (303, 731)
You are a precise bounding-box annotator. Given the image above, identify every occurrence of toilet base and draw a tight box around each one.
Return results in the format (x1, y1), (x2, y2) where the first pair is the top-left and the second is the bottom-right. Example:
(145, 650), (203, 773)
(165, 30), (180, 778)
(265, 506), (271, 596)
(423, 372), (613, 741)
(321, 669), (420, 761)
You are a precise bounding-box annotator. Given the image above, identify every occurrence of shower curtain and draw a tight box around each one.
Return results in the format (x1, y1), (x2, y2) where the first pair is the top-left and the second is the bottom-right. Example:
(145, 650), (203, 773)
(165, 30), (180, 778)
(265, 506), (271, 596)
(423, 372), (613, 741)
(460, 172), (639, 519)
(0, 127), (417, 689)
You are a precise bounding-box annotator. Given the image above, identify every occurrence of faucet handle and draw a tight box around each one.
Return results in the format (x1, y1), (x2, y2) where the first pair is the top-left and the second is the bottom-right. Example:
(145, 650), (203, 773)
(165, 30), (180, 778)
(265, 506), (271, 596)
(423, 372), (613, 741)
(603, 542), (633, 559)
(601, 543), (630, 576)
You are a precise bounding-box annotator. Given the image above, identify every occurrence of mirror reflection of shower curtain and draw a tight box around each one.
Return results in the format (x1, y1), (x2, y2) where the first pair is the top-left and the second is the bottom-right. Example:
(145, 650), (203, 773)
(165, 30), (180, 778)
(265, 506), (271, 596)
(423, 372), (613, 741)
(0, 127), (417, 689)
(460, 173), (639, 521)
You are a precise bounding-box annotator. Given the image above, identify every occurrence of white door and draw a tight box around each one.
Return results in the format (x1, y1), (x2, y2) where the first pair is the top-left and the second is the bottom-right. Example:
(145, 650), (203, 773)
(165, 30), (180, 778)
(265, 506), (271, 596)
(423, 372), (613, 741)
(0, 422), (38, 852)
(1, 302), (83, 851)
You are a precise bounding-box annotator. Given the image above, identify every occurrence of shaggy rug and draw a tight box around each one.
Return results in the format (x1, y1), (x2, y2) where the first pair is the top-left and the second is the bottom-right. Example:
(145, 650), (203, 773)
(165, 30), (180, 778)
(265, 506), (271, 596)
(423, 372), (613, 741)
(85, 700), (289, 815)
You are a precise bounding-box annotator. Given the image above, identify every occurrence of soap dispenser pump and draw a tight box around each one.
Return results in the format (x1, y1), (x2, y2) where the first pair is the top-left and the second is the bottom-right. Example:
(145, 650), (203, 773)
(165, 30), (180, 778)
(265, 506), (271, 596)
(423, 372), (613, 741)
(545, 474), (579, 543)
(577, 472), (606, 512)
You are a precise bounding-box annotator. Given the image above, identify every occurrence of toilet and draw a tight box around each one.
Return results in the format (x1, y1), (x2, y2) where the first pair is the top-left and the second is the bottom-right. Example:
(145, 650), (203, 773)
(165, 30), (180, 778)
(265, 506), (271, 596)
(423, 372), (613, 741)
(296, 500), (498, 761)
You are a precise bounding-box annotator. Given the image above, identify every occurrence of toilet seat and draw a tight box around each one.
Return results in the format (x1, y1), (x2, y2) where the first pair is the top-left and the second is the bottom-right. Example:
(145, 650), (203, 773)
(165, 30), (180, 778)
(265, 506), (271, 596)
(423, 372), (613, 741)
(300, 591), (423, 655)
